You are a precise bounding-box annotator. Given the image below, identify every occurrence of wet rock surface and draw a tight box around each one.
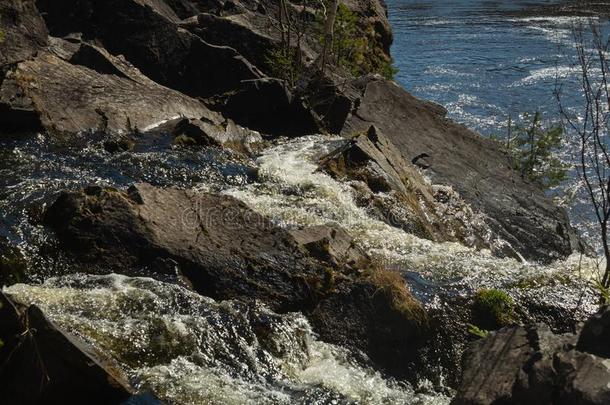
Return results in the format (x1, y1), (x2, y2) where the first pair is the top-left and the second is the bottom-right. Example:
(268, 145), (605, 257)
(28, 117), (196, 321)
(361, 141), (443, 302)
(319, 125), (492, 249)
(335, 76), (580, 262)
(0, 293), (133, 404)
(0, 0), (601, 402)
(453, 308), (610, 405)
(43, 183), (322, 311)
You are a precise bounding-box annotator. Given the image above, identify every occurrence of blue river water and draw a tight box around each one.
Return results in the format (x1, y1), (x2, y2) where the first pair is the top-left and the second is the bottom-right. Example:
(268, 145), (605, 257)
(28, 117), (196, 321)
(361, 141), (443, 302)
(387, 0), (609, 136)
(387, 0), (610, 248)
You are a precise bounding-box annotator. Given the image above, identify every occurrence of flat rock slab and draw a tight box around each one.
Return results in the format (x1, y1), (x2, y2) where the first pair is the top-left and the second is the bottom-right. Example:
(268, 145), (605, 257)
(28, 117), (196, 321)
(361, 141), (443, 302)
(1, 50), (214, 135)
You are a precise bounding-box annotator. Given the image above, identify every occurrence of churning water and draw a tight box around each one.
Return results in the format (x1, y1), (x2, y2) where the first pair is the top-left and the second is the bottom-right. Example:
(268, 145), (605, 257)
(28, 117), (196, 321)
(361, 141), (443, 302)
(5, 274), (447, 405)
(1, 131), (599, 404)
(2, 2), (608, 403)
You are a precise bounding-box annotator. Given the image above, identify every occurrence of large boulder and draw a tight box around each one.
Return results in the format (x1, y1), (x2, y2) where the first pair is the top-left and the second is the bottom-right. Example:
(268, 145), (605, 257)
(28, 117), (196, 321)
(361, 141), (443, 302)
(42, 183), (430, 379)
(0, 293), (133, 404)
(0, 41), (216, 135)
(0, 0), (48, 66)
(36, 0), (263, 99)
(43, 183), (323, 311)
(330, 76), (579, 262)
(319, 125), (494, 251)
(452, 309), (610, 405)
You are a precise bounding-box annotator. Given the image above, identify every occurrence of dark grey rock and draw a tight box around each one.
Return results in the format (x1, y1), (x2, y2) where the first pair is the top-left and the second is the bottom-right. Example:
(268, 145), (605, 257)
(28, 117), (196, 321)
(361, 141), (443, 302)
(0, 48), (215, 135)
(289, 223), (370, 272)
(577, 306), (610, 358)
(36, 0), (263, 99)
(172, 116), (263, 153)
(0, 0), (48, 66)
(0, 293), (134, 405)
(453, 320), (610, 405)
(338, 76), (580, 262)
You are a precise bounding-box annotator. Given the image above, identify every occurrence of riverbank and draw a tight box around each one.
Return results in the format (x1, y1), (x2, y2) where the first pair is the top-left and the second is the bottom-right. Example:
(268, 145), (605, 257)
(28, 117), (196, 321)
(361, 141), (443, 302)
(0, 0), (607, 403)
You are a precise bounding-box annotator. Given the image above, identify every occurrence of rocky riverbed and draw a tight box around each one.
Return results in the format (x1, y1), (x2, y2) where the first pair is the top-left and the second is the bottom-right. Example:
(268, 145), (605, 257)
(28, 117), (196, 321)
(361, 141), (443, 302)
(1, 0), (609, 404)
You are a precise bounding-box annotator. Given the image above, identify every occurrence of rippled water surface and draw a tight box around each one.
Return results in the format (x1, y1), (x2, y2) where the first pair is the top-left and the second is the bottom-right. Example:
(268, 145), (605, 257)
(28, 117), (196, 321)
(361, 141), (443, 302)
(388, 0), (610, 135)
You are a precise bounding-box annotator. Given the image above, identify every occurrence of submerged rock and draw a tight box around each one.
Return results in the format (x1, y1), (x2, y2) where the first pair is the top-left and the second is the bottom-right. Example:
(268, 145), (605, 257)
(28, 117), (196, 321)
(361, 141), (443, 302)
(0, 293), (133, 404)
(452, 308), (610, 405)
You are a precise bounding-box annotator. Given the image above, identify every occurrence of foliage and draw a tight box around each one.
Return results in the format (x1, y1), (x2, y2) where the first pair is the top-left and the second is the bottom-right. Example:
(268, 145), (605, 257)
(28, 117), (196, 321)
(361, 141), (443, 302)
(264, 47), (302, 87)
(473, 289), (515, 328)
(493, 112), (568, 189)
(318, 3), (397, 79)
(0, 30), (4, 44)
(593, 279), (610, 305)
(467, 323), (489, 339)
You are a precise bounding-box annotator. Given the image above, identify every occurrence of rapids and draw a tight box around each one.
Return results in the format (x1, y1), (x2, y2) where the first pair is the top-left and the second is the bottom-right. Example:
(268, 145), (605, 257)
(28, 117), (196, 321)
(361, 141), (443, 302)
(4, 274), (448, 405)
(0, 132), (601, 404)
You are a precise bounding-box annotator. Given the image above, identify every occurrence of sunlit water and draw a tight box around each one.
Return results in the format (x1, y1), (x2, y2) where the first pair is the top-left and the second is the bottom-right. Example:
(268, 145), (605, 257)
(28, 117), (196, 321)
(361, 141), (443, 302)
(388, 0), (609, 136)
(388, 0), (610, 250)
(2, 2), (609, 403)
(5, 274), (447, 405)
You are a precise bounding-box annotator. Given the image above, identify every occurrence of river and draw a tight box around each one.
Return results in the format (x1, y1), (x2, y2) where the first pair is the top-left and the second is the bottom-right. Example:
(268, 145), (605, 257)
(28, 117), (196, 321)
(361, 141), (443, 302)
(388, 0), (609, 136)
(0, 1), (606, 404)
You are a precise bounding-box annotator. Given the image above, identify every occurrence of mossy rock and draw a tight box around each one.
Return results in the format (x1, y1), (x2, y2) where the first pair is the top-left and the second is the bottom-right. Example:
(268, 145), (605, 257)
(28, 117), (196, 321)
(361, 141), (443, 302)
(472, 289), (515, 330)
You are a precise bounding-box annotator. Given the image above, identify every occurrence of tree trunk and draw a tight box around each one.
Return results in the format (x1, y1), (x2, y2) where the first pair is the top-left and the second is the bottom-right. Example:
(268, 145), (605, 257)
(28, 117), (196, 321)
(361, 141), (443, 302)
(319, 0), (339, 72)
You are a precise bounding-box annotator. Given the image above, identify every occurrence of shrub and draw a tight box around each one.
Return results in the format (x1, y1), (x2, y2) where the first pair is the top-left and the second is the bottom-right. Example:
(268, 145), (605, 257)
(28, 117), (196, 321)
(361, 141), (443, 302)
(264, 47), (302, 86)
(472, 288), (514, 329)
(317, 3), (397, 79)
(493, 112), (568, 189)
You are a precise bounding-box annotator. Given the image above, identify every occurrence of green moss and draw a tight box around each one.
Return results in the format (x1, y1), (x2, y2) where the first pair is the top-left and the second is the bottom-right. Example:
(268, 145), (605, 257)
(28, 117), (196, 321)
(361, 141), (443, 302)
(467, 323), (489, 339)
(472, 289), (514, 329)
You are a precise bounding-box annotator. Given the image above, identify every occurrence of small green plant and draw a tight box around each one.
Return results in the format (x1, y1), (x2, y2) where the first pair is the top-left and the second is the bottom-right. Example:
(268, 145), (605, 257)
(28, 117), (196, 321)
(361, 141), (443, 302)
(493, 112), (568, 189)
(317, 3), (397, 79)
(472, 288), (515, 329)
(593, 279), (610, 305)
(467, 323), (489, 339)
(264, 47), (302, 87)
(0, 30), (5, 44)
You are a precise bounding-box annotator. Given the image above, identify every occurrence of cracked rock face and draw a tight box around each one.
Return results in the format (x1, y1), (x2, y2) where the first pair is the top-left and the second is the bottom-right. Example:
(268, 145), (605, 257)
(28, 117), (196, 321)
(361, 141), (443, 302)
(43, 183), (323, 311)
(452, 309), (610, 405)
